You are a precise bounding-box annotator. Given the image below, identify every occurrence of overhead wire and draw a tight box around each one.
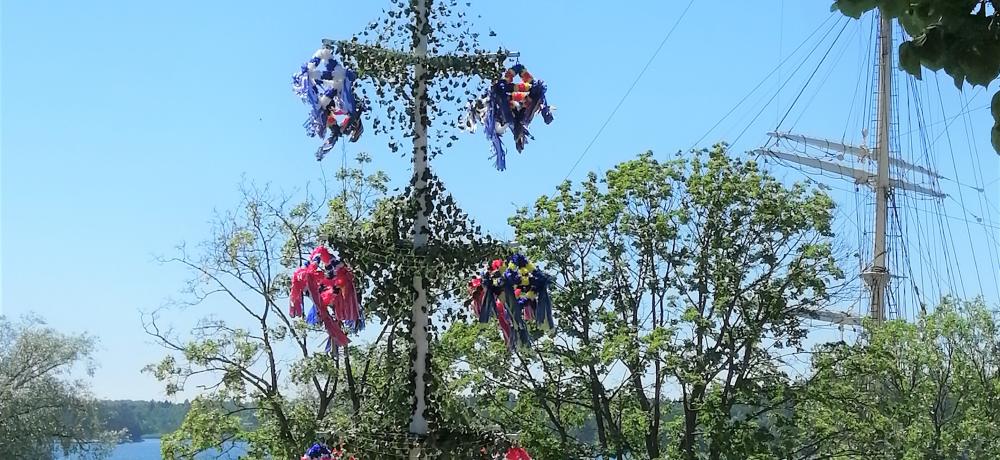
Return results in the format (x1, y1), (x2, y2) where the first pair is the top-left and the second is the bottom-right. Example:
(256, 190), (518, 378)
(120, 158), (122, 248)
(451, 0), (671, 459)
(561, 0), (697, 180)
(958, 91), (1000, 300)
(910, 71), (960, 299)
(771, 20), (852, 138)
(934, 75), (985, 296)
(743, 19), (852, 154)
(922, 75), (965, 299)
(901, 72), (945, 302)
(690, 13), (843, 151)
(787, 24), (860, 133)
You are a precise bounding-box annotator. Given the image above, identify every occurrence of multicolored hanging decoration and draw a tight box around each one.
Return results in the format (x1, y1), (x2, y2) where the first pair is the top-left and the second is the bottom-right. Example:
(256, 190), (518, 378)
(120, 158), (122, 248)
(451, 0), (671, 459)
(468, 253), (555, 350)
(461, 63), (554, 171)
(300, 442), (355, 460)
(292, 47), (364, 161)
(289, 246), (365, 353)
(301, 443), (333, 460)
(505, 446), (533, 460)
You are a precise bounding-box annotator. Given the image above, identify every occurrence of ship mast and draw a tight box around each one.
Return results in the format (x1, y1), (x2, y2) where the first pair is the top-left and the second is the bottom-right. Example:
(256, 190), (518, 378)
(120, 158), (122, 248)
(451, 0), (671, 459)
(754, 10), (946, 326)
(866, 11), (893, 325)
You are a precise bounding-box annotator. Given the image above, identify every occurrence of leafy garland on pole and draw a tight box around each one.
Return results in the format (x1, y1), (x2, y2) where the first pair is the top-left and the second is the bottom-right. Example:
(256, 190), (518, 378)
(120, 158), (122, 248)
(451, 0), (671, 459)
(332, 0), (508, 160)
(324, 174), (511, 456)
(288, 0), (555, 455)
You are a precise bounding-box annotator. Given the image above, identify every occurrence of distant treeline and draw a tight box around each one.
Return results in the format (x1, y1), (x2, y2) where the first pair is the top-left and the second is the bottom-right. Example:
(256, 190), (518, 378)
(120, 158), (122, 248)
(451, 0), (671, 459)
(98, 400), (261, 442)
(98, 400), (191, 442)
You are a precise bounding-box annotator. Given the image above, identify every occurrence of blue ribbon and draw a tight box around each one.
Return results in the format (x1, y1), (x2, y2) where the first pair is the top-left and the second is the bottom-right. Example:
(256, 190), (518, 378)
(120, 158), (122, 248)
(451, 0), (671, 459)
(306, 304), (319, 325)
(530, 269), (556, 330)
(479, 276), (499, 323)
(484, 90), (507, 171)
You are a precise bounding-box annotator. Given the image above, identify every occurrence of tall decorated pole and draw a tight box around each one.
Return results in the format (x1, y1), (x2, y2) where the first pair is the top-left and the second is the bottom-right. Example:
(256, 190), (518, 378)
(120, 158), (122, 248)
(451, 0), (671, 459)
(407, 0), (432, 437)
(292, 0), (554, 454)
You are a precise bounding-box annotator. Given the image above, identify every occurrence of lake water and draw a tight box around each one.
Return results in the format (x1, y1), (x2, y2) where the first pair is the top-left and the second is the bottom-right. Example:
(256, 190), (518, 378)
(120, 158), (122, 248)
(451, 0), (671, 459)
(63, 440), (613, 459)
(61, 438), (247, 460)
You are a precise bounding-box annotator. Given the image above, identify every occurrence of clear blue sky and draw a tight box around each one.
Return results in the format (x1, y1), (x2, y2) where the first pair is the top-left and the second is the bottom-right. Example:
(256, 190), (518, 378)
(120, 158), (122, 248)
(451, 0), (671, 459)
(3, 1), (997, 400)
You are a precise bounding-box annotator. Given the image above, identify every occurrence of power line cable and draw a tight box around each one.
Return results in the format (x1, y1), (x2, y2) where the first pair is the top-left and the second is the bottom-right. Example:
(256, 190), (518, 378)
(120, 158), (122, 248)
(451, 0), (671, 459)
(690, 13), (840, 150)
(561, 0), (697, 180)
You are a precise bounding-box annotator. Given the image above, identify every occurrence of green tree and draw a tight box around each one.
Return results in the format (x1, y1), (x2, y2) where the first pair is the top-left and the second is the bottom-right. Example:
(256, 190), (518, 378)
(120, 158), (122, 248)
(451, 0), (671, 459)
(797, 297), (1000, 459)
(97, 400), (193, 439)
(660, 146), (844, 460)
(143, 156), (391, 459)
(0, 315), (121, 459)
(145, 153), (505, 458)
(444, 146), (845, 460)
(833, 0), (1000, 153)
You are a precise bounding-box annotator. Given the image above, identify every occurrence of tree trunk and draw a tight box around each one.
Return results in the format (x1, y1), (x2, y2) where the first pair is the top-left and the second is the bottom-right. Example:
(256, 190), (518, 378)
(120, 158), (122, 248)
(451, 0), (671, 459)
(680, 384), (705, 460)
(628, 351), (656, 458)
(344, 349), (361, 419)
(586, 364), (609, 450)
(649, 359), (662, 459)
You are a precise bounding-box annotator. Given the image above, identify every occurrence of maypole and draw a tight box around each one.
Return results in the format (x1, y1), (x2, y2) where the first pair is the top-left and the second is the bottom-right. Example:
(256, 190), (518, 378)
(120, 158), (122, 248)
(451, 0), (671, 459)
(292, 1), (554, 456)
(407, 0), (432, 438)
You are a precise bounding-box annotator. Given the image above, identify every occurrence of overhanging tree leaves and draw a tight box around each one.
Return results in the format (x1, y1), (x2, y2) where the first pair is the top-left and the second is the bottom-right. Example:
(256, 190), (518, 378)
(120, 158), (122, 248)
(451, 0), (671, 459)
(833, 0), (1000, 153)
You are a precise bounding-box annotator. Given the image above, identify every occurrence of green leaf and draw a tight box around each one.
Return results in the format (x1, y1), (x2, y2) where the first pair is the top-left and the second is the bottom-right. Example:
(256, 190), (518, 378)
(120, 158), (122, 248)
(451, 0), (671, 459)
(994, 92), (1000, 154)
(991, 123), (1000, 155)
(833, 0), (879, 18)
(898, 42), (923, 79)
(992, 90), (1000, 121)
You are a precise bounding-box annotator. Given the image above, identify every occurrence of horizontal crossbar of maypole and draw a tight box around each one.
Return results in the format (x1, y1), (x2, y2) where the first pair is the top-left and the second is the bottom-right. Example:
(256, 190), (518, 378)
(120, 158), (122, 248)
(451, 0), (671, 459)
(321, 39), (519, 76)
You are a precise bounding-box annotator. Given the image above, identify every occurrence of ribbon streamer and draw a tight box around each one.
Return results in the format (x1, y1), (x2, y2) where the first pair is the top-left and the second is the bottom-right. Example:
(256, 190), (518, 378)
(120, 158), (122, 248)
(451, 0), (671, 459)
(467, 254), (556, 350)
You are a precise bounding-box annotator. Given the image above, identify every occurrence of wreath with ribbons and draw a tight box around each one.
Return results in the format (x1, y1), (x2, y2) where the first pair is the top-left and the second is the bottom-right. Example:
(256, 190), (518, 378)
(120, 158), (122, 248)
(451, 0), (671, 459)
(461, 63), (554, 171)
(292, 48), (365, 161)
(467, 253), (555, 350)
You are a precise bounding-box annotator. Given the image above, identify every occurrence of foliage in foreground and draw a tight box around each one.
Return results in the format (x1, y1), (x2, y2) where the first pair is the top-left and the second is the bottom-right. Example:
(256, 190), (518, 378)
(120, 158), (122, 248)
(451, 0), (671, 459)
(144, 147), (1000, 459)
(144, 152), (505, 459)
(833, 0), (1000, 153)
(799, 297), (1000, 459)
(0, 315), (120, 459)
(442, 145), (845, 460)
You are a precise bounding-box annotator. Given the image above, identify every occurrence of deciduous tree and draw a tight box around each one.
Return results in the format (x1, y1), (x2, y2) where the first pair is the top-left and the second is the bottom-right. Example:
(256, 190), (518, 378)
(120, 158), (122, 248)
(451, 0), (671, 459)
(0, 315), (119, 459)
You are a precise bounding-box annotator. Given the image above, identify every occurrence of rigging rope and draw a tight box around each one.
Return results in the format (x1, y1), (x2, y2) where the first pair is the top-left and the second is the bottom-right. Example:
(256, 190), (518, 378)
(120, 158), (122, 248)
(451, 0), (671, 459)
(561, 0), (696, 181)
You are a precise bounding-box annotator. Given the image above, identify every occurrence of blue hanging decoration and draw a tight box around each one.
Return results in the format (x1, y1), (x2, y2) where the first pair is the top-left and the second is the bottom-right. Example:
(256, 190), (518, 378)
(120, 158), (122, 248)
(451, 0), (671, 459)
(306, 304), (320, 326)
(292, 47), (364, 161)
(461, 63), (554, 171)
(467, 254), (556, 351)
(502, 266), (531, 348)
(530, 268), (556, 330)
(301, 442), (332, 460)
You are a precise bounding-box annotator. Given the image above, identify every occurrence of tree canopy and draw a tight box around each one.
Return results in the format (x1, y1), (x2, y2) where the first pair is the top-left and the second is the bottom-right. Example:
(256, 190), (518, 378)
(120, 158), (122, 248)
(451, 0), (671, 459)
(796, 297), (1000, 459)
(143, 147), (1000, 459)
(439, 145), (849, 459)
(0, 315), (120, 459)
